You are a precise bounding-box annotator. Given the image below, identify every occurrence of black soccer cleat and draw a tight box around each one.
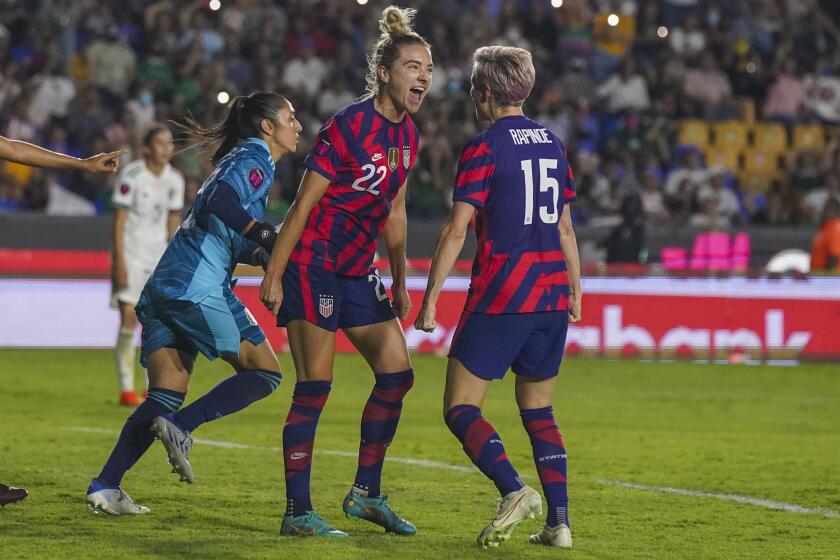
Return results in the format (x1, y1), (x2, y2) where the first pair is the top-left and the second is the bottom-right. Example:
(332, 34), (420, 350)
(0, 483), (29, 506)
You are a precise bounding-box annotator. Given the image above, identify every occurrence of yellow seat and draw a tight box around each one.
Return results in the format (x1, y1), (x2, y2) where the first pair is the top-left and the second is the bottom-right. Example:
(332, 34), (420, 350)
(752, 122), (788, 154)
(792, 125), (825, 151)
(742, 148), (782, 179)
(705, 148), (739, 173)
(712, 121), (748, 152)
(677, 120), (710, 149)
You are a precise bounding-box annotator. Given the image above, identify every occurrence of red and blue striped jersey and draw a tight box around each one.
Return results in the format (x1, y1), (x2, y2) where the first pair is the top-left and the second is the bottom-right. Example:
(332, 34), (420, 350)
(291, 98), (420, 276)
(453, 115), (576, 314)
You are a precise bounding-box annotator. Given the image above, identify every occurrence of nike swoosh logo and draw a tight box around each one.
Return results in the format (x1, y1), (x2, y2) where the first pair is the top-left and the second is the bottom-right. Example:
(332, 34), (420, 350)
(372, 153), (384, 161)
(291, 526), (315, 537)
(291, 452), (308, 460)
(491, 494), (525, 528)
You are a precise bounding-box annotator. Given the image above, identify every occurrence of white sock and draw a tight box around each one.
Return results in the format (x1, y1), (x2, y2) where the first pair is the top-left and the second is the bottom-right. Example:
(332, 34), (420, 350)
(115, 327), (135, 392)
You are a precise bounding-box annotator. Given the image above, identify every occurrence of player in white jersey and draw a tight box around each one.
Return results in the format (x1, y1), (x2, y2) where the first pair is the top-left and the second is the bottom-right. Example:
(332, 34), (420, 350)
(111, 124), (184, 406)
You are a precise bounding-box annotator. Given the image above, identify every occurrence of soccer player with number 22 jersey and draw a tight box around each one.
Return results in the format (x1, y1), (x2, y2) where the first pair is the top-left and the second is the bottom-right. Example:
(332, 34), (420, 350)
(260, 6), (432, 538)
(415, 46), (582, 549)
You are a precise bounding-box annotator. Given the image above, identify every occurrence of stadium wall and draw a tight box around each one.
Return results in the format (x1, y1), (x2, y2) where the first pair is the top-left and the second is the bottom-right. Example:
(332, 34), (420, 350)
(2, 277), (838, 362)
(0, 213), (817, 267)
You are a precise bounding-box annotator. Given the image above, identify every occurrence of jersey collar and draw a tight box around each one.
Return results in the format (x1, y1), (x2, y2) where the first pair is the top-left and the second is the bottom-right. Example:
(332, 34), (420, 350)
(243, 137), (271, 157)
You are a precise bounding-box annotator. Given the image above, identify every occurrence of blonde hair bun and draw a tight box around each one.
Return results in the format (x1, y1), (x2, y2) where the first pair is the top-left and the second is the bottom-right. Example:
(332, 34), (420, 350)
(379, 5), (416, 36)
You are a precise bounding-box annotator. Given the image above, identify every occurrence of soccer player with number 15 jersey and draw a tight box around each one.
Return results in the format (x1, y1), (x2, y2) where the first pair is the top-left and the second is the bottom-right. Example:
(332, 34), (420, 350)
(415, 46), (582, 549)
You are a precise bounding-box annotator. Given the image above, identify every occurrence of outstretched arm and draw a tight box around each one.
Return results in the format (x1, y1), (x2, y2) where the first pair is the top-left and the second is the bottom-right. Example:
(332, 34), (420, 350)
(0, 135), (125, 173)
(413, 201), (475, 332)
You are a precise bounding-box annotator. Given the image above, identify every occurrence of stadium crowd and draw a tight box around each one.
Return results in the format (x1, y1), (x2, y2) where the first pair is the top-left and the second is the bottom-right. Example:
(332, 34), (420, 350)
(1, 0), (839, 228)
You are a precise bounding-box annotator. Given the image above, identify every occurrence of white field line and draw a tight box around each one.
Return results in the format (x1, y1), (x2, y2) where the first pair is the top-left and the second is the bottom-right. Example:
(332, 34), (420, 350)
(68, 426), (476, 474)
(598, 479), (840, 519)
(68, 427), (839, 518)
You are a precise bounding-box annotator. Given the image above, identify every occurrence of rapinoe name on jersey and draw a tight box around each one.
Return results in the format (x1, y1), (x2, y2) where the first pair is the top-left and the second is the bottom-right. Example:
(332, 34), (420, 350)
(509, 128), (552, 145)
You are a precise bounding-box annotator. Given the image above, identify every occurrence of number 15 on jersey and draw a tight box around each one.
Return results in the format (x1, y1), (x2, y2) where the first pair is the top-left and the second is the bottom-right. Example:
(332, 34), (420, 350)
(520, 158), (560, 225)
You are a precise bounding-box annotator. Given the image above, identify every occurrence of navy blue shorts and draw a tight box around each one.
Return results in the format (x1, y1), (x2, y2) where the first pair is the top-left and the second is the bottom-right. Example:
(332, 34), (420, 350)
(449, 310), (569, 380)
(276, 263), (396, 332)
(137, 288), (266, 368)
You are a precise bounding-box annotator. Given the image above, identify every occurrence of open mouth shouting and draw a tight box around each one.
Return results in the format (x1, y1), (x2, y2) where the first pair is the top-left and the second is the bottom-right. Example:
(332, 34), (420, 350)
(409, 86), (426, 105)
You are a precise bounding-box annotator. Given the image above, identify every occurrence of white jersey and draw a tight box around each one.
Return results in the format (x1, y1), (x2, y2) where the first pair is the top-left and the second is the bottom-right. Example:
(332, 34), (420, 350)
(112, 159), (185, 269)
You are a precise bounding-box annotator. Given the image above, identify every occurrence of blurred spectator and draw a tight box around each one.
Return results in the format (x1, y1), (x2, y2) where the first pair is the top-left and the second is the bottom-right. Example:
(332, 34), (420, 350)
(668, 12), (705, 58)
(683, 53), (733, 118)
(597, 58), (650, 113)
(601, 193), (645, 263)
(85, 26), (136, 105)
(810, 198), (840, 272)
(663, 148), (708, 197)
(804, 174), (840, 223)
(763, 58), (807, 122)
(27, 57), (76, 128)
(696, 167), (741, 225)
(282, 38), (329, 98)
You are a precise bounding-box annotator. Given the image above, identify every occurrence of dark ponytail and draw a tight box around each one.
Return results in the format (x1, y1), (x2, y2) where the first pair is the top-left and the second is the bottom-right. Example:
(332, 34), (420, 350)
(176, 91), (289, 164)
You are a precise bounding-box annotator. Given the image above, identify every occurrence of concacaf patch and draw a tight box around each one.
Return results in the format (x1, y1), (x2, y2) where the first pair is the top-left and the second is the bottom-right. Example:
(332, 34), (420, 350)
(314, 137), (333, 157)
(403, 145), (410, 170)
(119, 183), (130, 195)
(248, 168), (265, 188)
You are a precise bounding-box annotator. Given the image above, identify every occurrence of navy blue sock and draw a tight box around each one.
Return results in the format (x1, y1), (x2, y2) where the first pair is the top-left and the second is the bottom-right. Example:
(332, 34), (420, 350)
(284, 381), (331, 517)
(445, 404), (523, 497)
(98, 388), (185, 486)
(174, 369), (281, 433)
(353, 369), (414, 497)
(521, 406), (569, 528)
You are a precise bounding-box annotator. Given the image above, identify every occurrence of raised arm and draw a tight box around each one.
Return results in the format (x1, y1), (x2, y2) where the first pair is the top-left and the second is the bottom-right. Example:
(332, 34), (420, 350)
(260, 170), (331, 314)
(0, 134), (125, 173)
(383, 183), (411, 319)
(413, 201), (475, 332)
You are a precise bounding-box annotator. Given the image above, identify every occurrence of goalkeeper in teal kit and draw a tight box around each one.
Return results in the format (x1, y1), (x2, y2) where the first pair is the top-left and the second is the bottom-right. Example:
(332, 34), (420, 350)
(86, 92), (303, 515)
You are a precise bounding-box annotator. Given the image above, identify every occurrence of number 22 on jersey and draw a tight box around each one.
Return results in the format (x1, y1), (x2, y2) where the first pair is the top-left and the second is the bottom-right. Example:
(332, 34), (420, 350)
(351, 164), (388, 195)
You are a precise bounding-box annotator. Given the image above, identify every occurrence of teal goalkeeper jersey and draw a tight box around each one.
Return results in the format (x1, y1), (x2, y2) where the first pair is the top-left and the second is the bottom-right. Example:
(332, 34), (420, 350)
(141, 138), (275, 304)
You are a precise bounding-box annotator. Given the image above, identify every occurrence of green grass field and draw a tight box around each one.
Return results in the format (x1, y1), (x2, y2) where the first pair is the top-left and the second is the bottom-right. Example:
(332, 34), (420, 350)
(1, 350), (838, 559)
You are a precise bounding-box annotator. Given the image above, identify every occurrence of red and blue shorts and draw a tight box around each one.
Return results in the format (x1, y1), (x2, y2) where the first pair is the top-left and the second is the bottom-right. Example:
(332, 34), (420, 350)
(449, 310), (569, 380)
(276, 263), (396, 332)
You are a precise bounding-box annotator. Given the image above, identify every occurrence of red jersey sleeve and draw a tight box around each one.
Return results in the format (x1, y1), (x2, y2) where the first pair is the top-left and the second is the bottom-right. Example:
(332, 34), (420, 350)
(303, 117), (349, 182)
(452, 138), (494, 208)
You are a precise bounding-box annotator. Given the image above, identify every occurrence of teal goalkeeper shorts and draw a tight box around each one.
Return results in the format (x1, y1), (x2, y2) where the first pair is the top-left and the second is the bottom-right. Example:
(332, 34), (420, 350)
(136, 287), (265, 368)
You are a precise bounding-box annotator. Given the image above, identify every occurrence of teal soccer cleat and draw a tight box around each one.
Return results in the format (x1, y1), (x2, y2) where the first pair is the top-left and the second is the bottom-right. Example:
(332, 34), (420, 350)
(342, 489), (417, 535)
(280, 511), (348, 538)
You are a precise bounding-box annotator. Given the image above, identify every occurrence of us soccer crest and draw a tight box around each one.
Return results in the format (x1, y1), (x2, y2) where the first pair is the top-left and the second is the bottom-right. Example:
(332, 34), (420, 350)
(387, 147), (399, 171)
(403, 145), (410, 169)
(319, 294), (334, 318)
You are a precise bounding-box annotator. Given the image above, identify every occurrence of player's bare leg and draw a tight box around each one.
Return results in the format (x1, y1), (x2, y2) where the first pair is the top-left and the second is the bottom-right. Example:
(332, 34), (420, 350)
(340, 318), (416, 534)
(116, 301), (141, 406)
(280, 319), (347, 537)
(444, 358), (541, 547)
(515, 375), (572, 548)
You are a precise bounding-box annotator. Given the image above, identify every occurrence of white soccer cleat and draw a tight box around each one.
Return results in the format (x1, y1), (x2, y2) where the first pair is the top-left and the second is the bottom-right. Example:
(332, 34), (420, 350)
(477, 485), (542, 548)
(86, 480), (150, 515)
(150, 415), (195, 483)
(530, 523), (573, 548)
